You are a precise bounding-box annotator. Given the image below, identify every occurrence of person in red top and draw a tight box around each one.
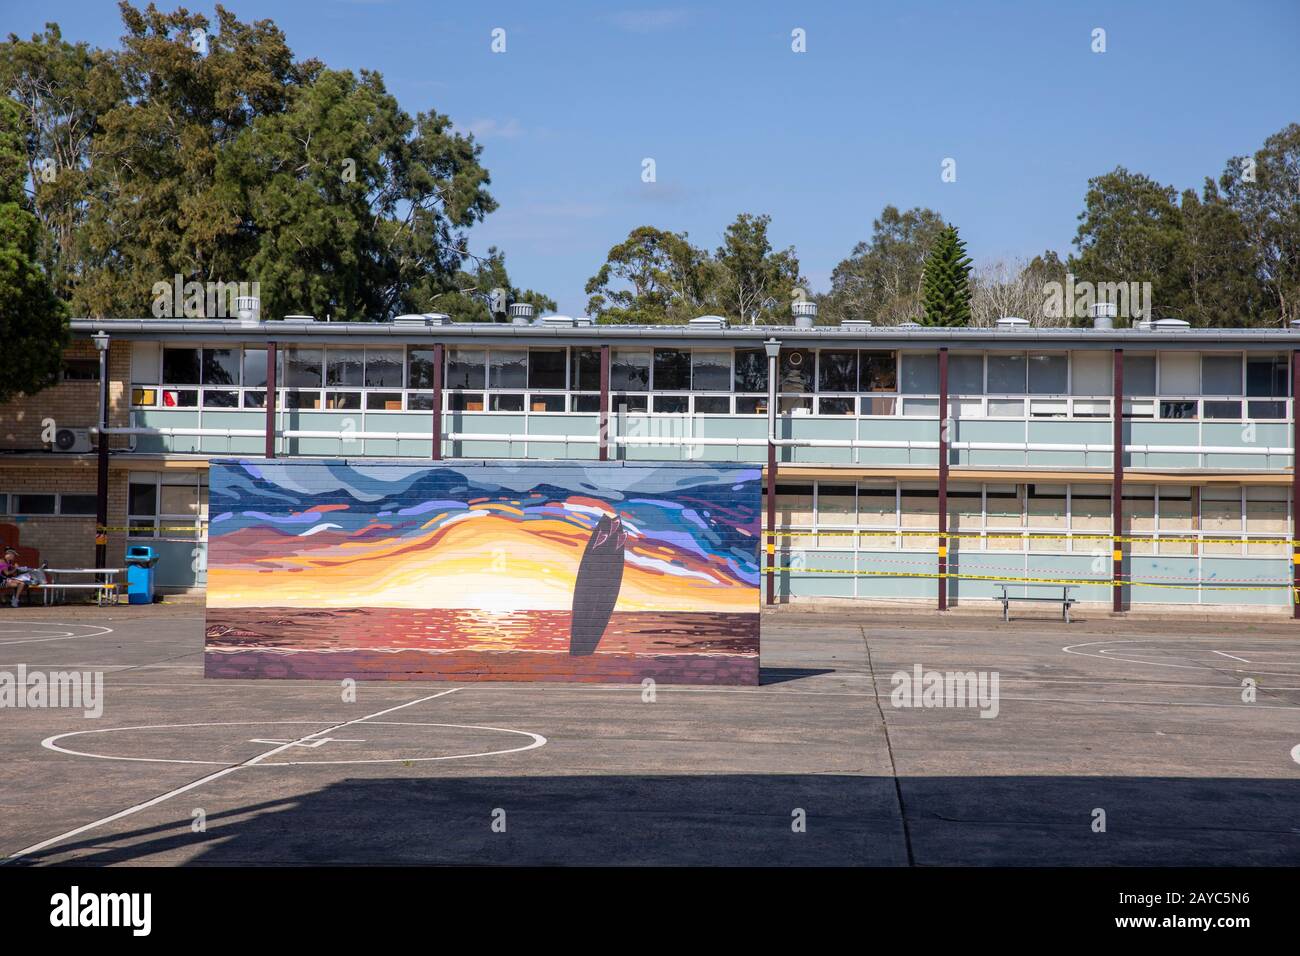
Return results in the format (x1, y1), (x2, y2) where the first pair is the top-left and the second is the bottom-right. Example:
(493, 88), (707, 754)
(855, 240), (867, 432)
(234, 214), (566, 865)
(0, 547), (35, 608)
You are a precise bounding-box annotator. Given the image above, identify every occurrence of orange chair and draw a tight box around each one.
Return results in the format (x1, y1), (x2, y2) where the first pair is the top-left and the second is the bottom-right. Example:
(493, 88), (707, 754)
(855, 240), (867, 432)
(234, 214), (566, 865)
(0, 524), (18, 551)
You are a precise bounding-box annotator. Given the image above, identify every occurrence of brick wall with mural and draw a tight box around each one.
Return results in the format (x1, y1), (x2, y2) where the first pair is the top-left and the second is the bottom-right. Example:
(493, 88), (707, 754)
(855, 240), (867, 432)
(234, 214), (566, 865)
(205, 459), (762, 684)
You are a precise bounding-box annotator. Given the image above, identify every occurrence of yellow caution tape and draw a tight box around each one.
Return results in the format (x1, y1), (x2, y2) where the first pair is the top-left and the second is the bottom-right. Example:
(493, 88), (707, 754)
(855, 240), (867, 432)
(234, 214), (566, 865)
(767, 529), (1295, 546)
(763, 566), (1292, 593)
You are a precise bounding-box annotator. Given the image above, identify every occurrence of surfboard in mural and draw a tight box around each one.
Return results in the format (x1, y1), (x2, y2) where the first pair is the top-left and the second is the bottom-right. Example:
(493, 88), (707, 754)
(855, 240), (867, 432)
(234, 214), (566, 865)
(203, 459), (761, 684)
(569, 513), (627, 656)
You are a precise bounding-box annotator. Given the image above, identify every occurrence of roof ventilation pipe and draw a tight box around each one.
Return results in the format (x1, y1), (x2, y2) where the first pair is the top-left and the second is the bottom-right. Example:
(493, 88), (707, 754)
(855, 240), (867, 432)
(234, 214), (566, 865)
(792, 300), (817, 328)
(509, 303), (535, 326)
(1090, 302), (1116, 329)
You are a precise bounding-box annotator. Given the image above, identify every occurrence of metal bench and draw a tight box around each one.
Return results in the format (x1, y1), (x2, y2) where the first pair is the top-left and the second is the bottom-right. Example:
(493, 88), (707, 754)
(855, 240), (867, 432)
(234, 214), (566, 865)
(36, 569), (123, 606)
(993, 583), (1076, 623)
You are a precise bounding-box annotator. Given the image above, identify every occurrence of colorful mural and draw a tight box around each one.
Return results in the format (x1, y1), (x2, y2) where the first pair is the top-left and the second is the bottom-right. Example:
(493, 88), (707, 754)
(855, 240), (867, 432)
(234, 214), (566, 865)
(204, 459), (761, 684)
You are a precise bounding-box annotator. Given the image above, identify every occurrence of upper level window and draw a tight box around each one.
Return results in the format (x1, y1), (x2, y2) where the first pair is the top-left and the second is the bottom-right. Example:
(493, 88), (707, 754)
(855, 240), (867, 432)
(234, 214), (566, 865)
(571, 348), (601, 391)
(611, 350), (650, 390)
(528, 349), (566, 390)
(950, 354), (984, 394)
(405, 348), (435, 390)
(1246, 354), (1288, 397)
(779, 349), (812, 392)
(1201, 354), (1242, 395)
(734, 349), (766, 392)
(818, 350), (857, 392)
(445, 349), (485, 389)
(691, 351), (731, 391)
(901, 354), (938, 394)
(654, 349), (690, 390)
(364, 349), (404, 388)
(489, 350), (526, 389)
(201, 348), (240, 386)
(986, 354), (1025, 394)
(284, 348), (323, 388)
(1027, 353), (1067, 394)
(326, 348), (364, 387)
(1122, 355), (1156, 396)
(162, 348), (201, 385)
(861, 352), (896, 392)
(242, 349), (269, 388)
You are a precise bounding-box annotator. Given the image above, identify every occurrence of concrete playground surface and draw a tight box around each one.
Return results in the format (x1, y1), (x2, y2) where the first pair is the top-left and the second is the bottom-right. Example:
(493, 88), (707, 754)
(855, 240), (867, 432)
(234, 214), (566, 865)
(1, 601), (1298, 866)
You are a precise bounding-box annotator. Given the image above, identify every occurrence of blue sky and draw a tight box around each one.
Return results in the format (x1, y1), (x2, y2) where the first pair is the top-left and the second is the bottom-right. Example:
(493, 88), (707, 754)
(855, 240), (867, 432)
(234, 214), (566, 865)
(9, 1), (1298, 314)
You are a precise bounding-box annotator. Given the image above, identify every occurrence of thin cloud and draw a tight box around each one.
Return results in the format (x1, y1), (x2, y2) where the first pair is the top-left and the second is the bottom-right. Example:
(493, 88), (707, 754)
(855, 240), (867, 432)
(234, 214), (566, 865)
(604, 9), (689, 33)
(464, 118), (525, 140)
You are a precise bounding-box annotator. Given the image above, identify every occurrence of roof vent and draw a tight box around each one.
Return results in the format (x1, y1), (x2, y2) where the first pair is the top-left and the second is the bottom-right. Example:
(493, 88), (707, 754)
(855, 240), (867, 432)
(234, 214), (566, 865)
(573, 315), (595, 327)
(539, 313), (576, 327)
(282, 314), (315, 322)
(995, 316), (1030, 329)
(841, 319), (873, 330)
(689, 314), (728, 330)
(1290, 319), (1300, 330)
(392, 313), (452, 327)
(898, 321), (922, 329)
(235, 296), (261, 327)
(508, 303), (535, 326)
(792, 300), (817, 329)
(1090, 302), (1117, 329)
(1152, 317), (1191, 331)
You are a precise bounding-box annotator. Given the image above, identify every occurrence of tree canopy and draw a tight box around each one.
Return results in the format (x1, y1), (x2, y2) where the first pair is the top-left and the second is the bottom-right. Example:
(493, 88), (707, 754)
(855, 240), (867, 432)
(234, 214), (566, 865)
(1, 3), (547, 322)
(0, 95), (67, 403)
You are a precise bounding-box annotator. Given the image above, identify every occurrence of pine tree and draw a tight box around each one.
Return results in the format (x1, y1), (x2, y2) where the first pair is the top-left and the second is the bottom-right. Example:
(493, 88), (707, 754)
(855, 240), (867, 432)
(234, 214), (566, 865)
(920, 224), (973, 326)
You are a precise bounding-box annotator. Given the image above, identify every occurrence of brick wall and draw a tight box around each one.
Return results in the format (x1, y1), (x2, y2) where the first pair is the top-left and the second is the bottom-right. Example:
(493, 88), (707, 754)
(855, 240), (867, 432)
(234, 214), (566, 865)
(0, 461), (128, 569)
(0, 337), (131, 450)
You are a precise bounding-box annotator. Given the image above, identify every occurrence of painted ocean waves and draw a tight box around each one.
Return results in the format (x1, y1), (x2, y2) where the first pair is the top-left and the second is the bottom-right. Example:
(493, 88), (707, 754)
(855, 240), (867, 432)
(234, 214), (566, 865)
(204, 460), (761, 684)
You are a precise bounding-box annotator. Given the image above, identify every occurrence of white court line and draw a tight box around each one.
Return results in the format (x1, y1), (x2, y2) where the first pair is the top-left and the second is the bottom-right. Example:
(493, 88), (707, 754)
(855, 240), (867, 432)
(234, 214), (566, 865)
(1213, 650), (1252, 663)
(0, 623), (114, 647)
(5, 687), (462, 862)
(1063, 639), (1300, 676)
(41, 718), (546, 766)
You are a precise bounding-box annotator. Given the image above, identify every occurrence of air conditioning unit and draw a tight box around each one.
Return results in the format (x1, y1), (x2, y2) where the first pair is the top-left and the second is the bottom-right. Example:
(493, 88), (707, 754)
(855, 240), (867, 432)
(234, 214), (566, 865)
(52, 427), (92, 454)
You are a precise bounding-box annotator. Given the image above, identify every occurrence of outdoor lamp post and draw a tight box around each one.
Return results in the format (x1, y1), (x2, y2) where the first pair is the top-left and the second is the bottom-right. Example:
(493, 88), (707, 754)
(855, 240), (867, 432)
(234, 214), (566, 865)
(92, 331), (110, 569)
(764, 338), (781, 605)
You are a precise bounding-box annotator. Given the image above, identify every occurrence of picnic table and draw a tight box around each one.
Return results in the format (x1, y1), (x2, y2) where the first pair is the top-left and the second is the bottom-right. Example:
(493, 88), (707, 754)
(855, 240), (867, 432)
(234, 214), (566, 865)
(37, 568), (123, 606)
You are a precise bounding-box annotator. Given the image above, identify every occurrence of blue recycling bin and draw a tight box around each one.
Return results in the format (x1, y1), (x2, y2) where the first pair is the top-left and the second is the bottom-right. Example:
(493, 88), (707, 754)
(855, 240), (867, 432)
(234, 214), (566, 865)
(125, 545), (159, 605)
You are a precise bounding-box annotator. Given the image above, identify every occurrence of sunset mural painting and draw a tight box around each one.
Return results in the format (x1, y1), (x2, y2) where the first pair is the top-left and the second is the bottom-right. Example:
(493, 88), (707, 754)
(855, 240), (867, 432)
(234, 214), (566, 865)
(204, 460), (761, 684)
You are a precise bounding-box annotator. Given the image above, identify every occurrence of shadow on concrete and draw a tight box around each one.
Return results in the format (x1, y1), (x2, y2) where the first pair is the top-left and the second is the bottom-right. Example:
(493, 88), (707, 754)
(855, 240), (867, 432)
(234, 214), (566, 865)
(758, 666), (835, 685)
(15, 773), (1300, 867)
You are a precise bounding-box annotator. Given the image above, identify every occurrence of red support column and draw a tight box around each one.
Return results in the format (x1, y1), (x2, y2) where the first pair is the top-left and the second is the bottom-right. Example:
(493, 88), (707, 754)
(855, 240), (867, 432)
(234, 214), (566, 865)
(937, 347), (949, 611)
(598, 344), (610, 461)
(1292, 350), (1299, 618)
(264, 341), (277, 460)
(95, 338), (110, 568)
(765, 345), (779, 606)
(766, 440), (777, 606)
(1112, 347), (1124, 613)
(432, 342), (444, 461)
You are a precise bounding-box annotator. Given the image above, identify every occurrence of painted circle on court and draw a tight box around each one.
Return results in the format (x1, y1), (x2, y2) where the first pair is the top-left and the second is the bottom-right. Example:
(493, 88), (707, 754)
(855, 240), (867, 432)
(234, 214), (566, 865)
(42, 719), (546, 766)
(1063, 639), (1300, 678)
(0, 621), (114, 646)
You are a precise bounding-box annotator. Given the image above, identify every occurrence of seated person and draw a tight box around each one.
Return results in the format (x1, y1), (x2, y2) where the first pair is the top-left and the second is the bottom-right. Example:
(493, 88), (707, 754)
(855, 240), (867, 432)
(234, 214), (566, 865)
(0, 547), (39, 608)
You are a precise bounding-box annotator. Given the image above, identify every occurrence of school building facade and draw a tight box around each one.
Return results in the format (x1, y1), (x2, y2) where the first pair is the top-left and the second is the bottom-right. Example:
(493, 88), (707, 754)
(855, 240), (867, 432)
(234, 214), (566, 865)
(1, 308), (1296, 612)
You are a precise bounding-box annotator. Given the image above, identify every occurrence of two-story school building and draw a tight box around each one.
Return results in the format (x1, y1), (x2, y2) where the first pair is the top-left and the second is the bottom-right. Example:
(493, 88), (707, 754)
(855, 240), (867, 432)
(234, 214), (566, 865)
(1, 304), (1297, 613)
